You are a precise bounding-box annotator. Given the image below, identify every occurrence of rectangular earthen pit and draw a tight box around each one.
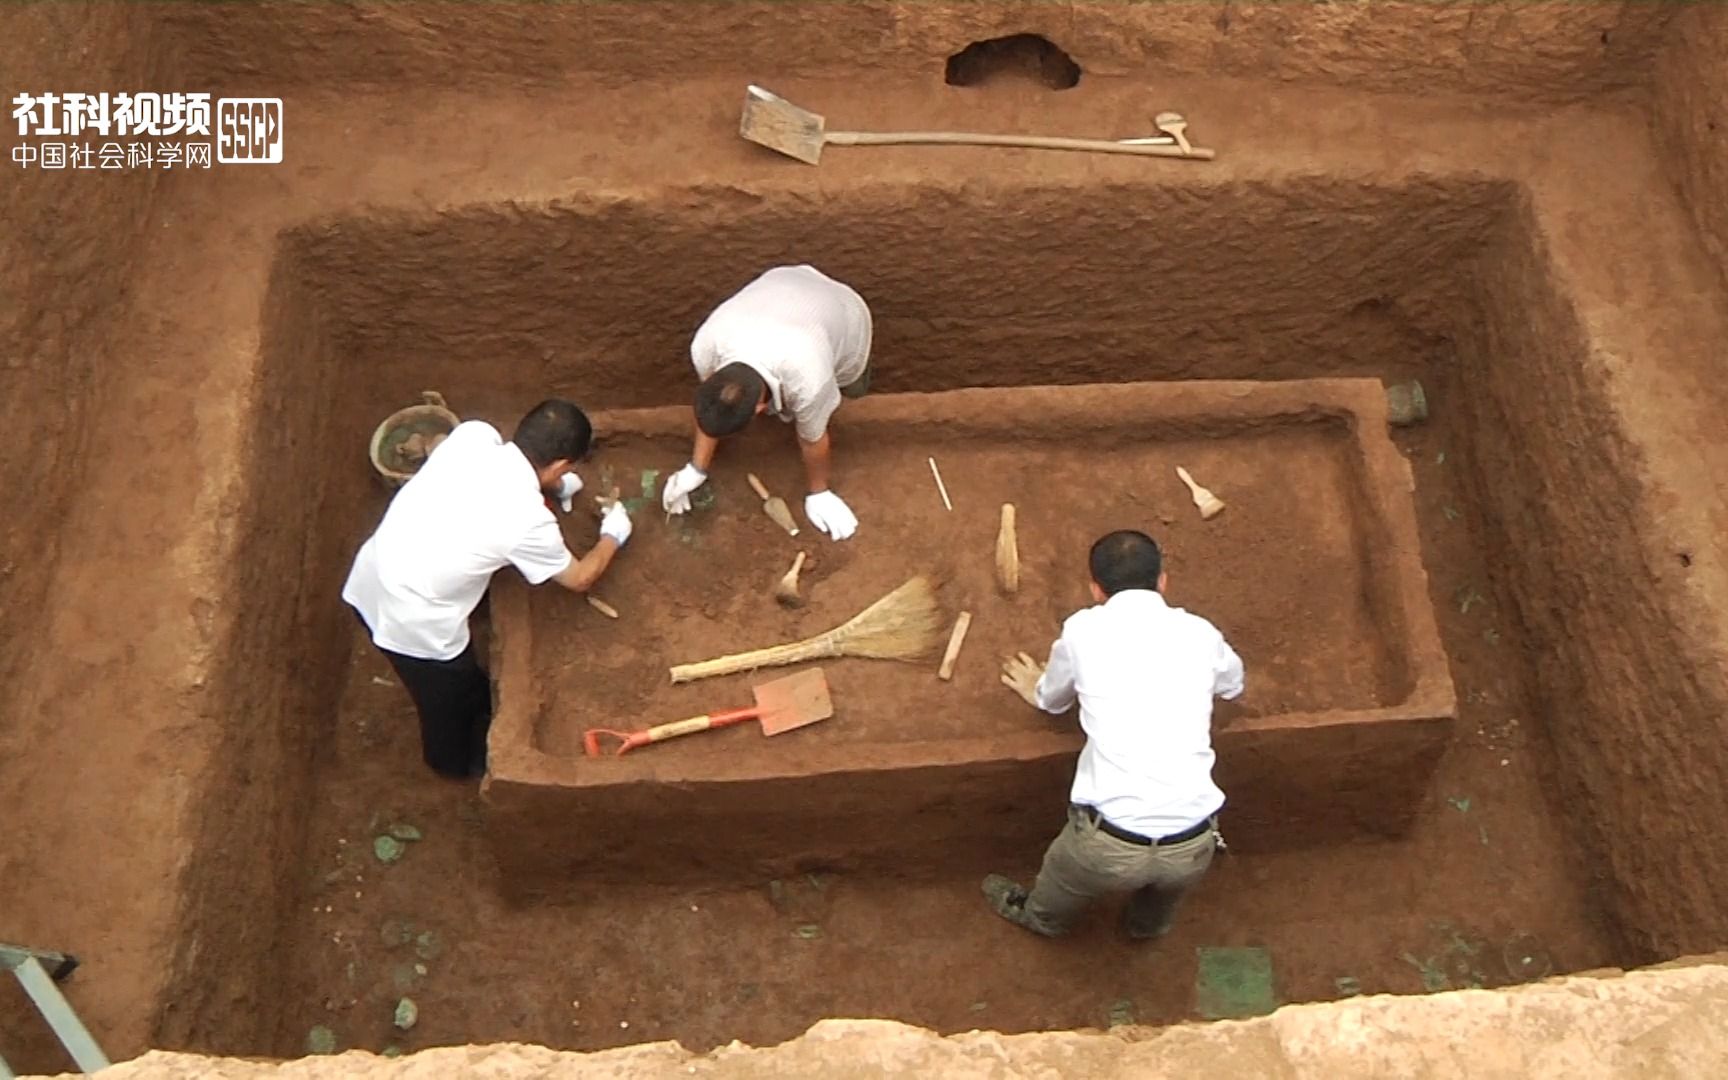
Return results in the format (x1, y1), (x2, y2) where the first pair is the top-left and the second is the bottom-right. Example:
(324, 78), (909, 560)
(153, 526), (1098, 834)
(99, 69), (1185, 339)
(483, 377), (1454, 891)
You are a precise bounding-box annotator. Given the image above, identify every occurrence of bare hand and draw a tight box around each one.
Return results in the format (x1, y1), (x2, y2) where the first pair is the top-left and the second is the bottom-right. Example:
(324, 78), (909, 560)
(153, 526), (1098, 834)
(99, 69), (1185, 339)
(1000, 651), (1045, 708)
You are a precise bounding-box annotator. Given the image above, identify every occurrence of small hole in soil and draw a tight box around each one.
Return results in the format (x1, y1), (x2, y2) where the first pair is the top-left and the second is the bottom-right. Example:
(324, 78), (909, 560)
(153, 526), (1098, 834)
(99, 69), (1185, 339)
(945, 34), (1082, 91)
(1599, 30), (1610, 46)
(1678, 551), (1693, 567)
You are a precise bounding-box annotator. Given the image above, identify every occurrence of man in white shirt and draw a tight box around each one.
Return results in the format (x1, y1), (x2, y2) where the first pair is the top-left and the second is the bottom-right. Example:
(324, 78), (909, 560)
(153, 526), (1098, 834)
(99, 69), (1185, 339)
(985, 530), (1245, 939)
(343, 399), (633, 780)
(659, 265), (873, 541)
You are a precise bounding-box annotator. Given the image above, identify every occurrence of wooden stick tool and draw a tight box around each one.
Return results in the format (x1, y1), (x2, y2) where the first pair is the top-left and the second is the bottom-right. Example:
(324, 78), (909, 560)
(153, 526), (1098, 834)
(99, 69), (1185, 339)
(995, 504), (1019, 596)
(938, 612), (973, 682)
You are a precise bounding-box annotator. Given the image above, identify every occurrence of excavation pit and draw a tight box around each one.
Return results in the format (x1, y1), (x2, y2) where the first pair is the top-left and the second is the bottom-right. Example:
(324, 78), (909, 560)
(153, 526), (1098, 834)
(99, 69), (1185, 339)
(483, 378), (1455, 891)
(12, 0), (1728, 1067)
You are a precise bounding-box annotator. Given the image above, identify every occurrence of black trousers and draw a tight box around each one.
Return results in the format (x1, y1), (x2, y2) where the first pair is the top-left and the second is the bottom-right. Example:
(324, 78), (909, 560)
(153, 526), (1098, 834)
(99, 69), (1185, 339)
(352, 607), (491, 779)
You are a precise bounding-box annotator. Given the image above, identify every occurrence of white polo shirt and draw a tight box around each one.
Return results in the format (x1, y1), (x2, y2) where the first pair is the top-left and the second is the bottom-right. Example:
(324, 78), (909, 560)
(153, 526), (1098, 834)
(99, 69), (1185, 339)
(342, 421), (574, 661)
(1034, 590), (1246, 839)
(690, 264), (873, 443)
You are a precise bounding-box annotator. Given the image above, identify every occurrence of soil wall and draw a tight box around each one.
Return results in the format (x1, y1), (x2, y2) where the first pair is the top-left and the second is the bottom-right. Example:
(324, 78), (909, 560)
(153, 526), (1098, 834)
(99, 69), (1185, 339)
(0, 7), (168, 728)
(150, 1), (1673, 102)
(1653, 3), (1728, 292)
(0, 4), (173, 1069)
(293, 180), (1499, 421)
(1455, 196), (1728, 961)
(148, 246), (372, 1054)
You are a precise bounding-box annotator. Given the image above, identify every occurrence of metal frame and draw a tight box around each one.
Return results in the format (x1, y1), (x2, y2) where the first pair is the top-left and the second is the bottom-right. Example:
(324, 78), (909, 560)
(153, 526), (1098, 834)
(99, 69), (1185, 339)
(0, 943), (111, 1075)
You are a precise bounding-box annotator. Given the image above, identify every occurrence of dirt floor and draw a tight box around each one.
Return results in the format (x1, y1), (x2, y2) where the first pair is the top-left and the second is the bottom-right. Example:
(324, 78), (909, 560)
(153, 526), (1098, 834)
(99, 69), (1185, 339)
(263, 373), (1612, 1057)
(530, 419), (1389, 762)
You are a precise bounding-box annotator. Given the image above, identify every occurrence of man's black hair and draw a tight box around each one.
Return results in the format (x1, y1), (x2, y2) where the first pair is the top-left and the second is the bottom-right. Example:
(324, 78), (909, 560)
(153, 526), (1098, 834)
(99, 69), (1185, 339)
(694, 363), (766, 438)
(513, 398), (592, 469)
(1089, 530), (1163, 595)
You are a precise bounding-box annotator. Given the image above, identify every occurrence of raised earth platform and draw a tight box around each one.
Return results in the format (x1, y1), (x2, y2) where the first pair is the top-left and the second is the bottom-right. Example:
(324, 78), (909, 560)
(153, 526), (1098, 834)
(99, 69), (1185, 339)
(482, 379), (1454, 892)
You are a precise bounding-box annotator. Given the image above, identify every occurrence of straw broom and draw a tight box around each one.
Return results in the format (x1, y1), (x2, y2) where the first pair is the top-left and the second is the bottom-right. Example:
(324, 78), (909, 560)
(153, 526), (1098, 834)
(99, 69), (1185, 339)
(669, 576), (946, 684)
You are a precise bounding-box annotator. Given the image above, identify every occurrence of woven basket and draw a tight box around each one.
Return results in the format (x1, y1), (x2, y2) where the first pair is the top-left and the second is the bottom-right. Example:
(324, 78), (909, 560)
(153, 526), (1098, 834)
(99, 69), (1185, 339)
(369, 390), (460, 488)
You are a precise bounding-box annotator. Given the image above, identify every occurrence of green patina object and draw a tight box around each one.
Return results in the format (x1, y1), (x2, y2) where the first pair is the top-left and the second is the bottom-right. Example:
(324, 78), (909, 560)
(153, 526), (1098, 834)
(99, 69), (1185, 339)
(394, 998), (419, 1031)
(414, 930), (442, 961)
(1196, 946), (1278, 1020)
(373, 835), (406, 863)
(305, 1026), (337, 1055)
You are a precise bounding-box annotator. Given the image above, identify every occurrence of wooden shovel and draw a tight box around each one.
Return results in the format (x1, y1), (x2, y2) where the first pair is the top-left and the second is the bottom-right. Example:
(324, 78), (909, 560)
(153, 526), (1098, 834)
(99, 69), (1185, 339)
(582, 668), (833, 757)
(741, 85), (1216, 165)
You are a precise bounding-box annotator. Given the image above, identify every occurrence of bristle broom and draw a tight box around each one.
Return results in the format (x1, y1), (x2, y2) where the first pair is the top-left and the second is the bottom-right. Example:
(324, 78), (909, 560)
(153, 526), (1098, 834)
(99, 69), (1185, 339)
(669, 576), (945, 683)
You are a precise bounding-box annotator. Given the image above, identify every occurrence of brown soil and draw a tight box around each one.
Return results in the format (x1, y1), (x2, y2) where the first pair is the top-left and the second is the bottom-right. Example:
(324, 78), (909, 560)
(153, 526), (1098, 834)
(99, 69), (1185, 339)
(261, 377), (1610, 1058)
(7, 3), (1728, 1073)
(533, 420), (1385, 760)
(479, 381), (1450, 892)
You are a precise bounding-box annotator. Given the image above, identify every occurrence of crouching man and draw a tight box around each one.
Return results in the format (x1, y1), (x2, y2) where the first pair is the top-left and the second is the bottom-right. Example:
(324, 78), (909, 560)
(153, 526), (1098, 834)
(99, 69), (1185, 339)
(985, 530), (1245, 939)
(343, 399), (632, 780)
(660, 264), (873, 540)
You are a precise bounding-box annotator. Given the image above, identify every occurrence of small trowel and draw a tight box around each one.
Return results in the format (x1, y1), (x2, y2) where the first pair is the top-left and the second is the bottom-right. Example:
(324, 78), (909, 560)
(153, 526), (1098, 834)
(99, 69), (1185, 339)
(747, 473), (800, 537)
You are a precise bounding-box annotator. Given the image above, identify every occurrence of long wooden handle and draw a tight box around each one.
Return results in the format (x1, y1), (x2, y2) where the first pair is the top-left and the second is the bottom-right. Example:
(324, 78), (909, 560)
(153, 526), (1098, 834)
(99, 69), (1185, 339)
(827, 130), (1215, 160)
(746, 473), (771, 501)
(670, 635), (841, 683)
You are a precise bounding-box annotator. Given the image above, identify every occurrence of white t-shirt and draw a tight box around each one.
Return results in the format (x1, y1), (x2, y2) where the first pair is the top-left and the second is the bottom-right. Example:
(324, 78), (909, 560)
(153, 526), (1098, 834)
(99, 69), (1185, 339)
(342, 421), (574, 661)
(690, 264), (873, 443)
(1034, 590), (1245, 839)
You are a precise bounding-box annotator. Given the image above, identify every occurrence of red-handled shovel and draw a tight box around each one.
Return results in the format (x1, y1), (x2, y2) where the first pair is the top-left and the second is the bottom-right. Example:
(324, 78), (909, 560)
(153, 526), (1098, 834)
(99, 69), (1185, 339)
(583, 667), (833, 757)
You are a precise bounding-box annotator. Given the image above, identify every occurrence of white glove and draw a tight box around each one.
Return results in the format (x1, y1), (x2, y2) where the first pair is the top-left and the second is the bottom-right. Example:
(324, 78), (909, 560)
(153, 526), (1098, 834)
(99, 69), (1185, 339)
(804, 490), (858, 541)
(555, 471), (583, 513)
(662, 462), (707, 515)
(599, 502), (632, 547)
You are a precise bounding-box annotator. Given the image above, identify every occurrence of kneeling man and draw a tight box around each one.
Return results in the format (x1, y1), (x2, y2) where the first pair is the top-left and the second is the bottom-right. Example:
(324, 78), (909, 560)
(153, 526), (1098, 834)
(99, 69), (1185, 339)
(986, 530), (1245, 939)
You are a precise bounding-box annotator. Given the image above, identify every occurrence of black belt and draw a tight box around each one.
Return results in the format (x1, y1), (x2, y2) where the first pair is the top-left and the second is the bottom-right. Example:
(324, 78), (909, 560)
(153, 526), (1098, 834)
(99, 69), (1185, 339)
(1072, 804), (1212, 847)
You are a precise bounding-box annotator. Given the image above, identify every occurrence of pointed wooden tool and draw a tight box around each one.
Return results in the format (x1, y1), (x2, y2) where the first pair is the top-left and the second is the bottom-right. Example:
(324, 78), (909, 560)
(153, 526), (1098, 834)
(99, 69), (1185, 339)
(1175, 466), (1226, 520)
(937, 611), (974, 682)
(995, 504), (1020, 596)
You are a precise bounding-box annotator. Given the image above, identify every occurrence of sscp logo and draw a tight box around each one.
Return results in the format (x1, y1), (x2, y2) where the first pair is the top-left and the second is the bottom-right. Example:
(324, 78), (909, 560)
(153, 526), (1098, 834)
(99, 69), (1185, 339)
(216, 98), (283, 164)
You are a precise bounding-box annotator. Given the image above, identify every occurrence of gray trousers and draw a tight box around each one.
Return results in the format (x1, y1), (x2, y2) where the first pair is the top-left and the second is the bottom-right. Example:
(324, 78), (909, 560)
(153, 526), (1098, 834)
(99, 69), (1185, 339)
(1023, 807), (1216, 936)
